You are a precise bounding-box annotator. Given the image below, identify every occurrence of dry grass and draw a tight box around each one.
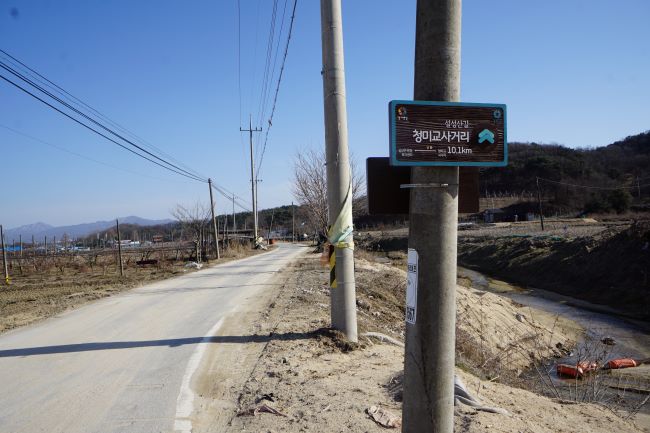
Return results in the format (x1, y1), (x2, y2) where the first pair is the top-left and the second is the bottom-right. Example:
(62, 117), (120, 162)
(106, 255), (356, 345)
(0, 242), (263, 333)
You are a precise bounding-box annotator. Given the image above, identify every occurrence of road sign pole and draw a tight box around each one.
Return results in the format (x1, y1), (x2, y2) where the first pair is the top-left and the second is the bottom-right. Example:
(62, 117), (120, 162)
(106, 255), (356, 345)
(402, 1), (461, 432)
(320, 0), (358, 343)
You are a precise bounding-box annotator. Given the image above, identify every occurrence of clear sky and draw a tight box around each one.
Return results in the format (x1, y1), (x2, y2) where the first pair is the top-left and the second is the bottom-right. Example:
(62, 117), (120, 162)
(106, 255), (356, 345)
(1, 0), (648, 228)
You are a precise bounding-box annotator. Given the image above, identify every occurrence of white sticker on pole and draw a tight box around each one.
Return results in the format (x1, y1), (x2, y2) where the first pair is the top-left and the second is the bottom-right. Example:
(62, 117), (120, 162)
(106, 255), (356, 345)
(406, 248), (418, 324)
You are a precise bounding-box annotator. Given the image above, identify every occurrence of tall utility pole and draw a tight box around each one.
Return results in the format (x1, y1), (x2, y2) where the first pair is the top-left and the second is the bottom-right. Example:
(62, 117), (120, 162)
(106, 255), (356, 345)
(402, 1), (461, 432)
(1, 225), (9, 285)
(116, 219), (124, 277)
(232, 195), (237, 233)
(208, 179), (221, 259)
(292, 201), (295, 242)
(240, 115), (262, 243)
(320, 0), (358, 343)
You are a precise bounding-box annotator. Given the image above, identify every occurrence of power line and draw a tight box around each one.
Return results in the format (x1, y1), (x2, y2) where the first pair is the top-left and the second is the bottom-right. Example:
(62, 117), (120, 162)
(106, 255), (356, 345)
(258, 0), (289, 131)
(2, 49), (252, 207)
(256, 0), (279, 128)
(210, 183), (251, 212)
(0, 123), (183, 184)
(0, 60), (207, 182)
(237, 0), (242, 127)
(0, 49), (205, 181)
(537, 176), (650, 191)
(0, 72), (206, 182)
(256, 0), (298, 177)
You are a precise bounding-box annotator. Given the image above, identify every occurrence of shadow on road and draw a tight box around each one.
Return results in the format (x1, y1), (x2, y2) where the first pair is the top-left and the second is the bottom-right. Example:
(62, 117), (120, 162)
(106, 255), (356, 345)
(0, 330), (323, 358)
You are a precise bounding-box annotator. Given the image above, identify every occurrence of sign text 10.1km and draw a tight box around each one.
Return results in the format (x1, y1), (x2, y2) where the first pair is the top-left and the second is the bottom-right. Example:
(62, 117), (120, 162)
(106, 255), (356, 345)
(389, 100), (507, 167)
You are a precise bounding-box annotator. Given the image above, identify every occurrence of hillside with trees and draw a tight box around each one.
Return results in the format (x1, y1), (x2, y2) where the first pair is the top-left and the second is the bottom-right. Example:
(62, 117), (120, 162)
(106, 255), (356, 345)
(479, 131), (650, 214)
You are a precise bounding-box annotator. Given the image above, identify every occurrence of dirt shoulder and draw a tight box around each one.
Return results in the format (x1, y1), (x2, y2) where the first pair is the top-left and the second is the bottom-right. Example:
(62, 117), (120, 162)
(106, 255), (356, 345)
(0, 245), (268, 334)
(195, 252), (647, 433)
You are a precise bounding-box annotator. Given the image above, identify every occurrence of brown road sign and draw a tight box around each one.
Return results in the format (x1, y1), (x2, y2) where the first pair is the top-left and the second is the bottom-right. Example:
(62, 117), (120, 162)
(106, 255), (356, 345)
(366, 157), (479, 215)
(389, 100), (507, 166)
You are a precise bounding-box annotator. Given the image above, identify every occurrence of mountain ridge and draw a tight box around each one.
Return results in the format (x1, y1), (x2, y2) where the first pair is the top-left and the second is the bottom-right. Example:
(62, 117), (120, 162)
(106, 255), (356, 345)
(4, 216), (173, 242)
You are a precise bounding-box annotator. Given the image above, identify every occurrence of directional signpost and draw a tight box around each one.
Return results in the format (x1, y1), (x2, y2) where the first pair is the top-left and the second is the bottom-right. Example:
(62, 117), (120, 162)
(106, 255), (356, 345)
(394, 101), (508, 432)
(389, 100), (507, 167)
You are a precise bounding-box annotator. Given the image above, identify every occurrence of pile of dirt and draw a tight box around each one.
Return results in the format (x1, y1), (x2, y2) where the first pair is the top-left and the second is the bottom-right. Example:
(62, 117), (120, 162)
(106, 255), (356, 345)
(458, 221), (650, 320)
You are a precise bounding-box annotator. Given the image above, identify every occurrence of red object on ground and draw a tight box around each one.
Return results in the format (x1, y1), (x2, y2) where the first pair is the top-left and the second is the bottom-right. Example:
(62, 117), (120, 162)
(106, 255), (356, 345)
(557, 364), (584, 378)
(606, 358), (637, 369)
(556, 361), (598, 379)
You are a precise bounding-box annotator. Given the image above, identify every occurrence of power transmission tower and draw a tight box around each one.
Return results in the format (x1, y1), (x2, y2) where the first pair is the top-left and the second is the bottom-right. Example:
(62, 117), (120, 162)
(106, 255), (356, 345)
(320, 0), (358, 343)
(402, 1), (461, 432)
(208, 178), (221, 259)
(240, 115), (262, 243)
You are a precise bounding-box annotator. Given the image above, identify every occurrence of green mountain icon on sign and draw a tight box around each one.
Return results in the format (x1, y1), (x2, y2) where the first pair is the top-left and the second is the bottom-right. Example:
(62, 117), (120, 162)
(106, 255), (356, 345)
(478, 129), (495, 144)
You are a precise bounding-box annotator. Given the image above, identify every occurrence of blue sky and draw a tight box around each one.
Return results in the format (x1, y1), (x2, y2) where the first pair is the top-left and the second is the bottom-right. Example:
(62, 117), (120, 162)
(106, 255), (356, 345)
(1, 0), (648, 228)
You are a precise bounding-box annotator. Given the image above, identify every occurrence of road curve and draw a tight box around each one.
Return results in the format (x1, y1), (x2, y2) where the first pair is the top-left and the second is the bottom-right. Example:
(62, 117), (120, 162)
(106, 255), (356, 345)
(0, 243), (306, 433)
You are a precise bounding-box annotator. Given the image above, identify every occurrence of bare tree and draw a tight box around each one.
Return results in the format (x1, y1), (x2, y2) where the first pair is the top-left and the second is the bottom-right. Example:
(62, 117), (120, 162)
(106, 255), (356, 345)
(292, 148), (365, 238)
(171, 202), (211, 262)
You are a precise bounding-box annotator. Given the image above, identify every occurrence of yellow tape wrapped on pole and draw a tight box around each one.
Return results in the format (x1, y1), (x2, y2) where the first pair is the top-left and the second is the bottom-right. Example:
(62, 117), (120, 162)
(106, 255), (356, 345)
(327, 181), (354, 290)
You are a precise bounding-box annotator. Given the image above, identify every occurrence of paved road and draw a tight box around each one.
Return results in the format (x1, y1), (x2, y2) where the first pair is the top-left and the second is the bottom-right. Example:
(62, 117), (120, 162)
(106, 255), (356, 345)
(0, 243), (306, 433)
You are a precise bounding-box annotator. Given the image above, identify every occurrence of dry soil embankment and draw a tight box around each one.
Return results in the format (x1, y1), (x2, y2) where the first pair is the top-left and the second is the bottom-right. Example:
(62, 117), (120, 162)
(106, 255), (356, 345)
(196, 253), (646, 433)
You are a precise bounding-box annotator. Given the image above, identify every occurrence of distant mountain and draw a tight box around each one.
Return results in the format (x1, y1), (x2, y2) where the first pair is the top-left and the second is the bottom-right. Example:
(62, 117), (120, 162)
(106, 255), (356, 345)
(4, 216), (173, 243)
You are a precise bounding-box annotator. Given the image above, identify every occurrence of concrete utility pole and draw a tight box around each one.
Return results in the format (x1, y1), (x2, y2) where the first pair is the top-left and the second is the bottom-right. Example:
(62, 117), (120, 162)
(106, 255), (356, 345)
(320, 0), (358, 343)
(232, 194), (237, 233)
(241, 115), (262, 243)
(208, 179), (221, 259)
(116, 219), (124, 277)
(1, 225), (9, 285)
(402, 1), (461, 432)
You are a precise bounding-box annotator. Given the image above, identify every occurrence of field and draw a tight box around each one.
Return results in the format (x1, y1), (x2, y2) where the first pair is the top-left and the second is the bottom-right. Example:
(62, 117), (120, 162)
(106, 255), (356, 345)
(0, 242), (258, 333)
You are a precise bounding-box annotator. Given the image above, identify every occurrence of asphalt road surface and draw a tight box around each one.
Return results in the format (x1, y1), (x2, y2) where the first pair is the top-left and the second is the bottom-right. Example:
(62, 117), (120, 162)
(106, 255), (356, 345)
(0, 243), (306, 433)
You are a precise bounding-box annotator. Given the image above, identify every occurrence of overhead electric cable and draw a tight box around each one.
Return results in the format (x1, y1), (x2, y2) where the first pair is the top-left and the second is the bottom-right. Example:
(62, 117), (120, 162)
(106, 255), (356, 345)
(0, 124), (182, 183)
(0, 72), (205, 182)
(258, 0), (288, 133)
(537, 176), (650, 191)
(210, 183), (251, 212)
(0, 49), (204, 180)
(256, 0), (298, 176)
(0, 61), (207, 182)
(237, 0), (242, 126)
(256, 0), (279, 128)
